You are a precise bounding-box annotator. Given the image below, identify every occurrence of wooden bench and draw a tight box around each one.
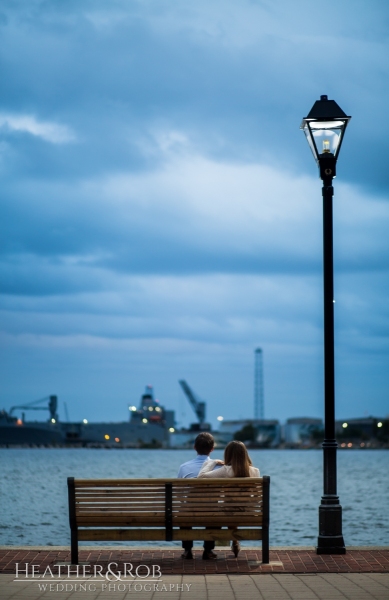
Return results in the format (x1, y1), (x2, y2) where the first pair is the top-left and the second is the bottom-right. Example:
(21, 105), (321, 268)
(67, 476), (270, 564)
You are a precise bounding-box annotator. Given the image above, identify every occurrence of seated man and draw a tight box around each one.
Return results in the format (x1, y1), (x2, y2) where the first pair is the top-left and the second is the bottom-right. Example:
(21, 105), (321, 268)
(177, 432), (217, 560)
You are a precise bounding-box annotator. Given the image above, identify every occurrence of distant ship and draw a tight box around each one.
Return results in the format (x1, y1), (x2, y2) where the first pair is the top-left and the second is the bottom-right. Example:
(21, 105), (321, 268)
(0, 386), (175, 448)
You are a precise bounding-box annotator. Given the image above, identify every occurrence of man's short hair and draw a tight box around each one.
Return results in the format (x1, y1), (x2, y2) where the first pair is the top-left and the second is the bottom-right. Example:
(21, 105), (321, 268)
(194, 432), (215, 455)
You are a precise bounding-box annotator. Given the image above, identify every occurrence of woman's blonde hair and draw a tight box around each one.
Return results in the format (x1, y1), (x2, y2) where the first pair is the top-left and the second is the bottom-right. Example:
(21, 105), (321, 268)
(224, 441), (252, 477)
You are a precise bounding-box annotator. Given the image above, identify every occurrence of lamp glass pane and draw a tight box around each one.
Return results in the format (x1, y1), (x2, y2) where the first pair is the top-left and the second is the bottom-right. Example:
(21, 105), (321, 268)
(302, 123), (319, 162)
(308, 120), (346, 157)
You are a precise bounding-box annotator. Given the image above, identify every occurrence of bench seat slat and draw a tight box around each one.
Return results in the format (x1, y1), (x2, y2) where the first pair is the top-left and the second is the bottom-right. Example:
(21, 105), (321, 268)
(77, 517), (166, 523)
(76, 502), (262, 510)
(76, 505), (263, 512)
(77, 512), (165, 517)
(78, 529), (167, 541)
(76, 495), (166, 500)
(76, 490), (262, 498)
(75, 499), (263, 506)
(76, 514), (263, 522)
(76, 517), (263, 527)
(174, 519), (264, 525)
(78, 528), (263, 542)
(76, 503), (166, 509)
(174, 528), (263, 541)
(172, 495), (262, 500)
(173, 499), (263, 504)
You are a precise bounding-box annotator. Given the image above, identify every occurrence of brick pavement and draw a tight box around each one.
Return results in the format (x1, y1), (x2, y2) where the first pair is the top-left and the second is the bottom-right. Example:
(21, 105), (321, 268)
(0, 546), (388, 575)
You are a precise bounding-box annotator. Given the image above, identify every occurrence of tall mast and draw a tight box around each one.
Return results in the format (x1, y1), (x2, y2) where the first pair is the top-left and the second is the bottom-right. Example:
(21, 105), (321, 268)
(254, 348), (264, 420)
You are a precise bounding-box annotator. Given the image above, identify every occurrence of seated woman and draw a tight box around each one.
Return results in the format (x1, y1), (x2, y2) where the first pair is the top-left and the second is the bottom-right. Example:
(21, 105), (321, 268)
(198, 440), (260, 557)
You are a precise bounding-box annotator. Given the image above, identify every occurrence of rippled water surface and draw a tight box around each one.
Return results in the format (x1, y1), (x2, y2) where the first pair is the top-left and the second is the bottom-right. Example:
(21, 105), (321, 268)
(0, 448), (387, 547)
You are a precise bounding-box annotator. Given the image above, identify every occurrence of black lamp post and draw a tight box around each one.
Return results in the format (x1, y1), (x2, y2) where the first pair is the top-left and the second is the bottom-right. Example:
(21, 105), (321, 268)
(301, 95), (351, 554)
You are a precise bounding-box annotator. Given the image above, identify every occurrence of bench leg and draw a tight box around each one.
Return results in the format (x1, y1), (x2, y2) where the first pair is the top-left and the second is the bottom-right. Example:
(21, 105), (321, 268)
(68, 477), (79, 565)
(262, 525), (269, 564)
(262, 475), (270, 564)
(70, 529), (79, 565)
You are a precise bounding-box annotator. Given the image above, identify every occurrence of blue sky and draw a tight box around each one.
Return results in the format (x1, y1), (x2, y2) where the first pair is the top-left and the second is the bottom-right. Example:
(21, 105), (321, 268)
(1, 0), (388, 429)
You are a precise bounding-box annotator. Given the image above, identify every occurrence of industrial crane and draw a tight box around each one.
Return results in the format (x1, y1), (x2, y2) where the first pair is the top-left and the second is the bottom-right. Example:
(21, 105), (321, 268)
(9, 395), (58, 422)
(178, 380), (209, 430)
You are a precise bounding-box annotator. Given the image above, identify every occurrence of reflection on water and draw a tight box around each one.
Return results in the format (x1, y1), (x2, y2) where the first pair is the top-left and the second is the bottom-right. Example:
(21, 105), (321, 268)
(1, 448), (388, 547)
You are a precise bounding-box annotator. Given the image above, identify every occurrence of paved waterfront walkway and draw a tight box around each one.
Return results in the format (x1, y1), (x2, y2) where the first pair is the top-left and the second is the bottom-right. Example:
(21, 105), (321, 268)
(0, 546), (388, 600)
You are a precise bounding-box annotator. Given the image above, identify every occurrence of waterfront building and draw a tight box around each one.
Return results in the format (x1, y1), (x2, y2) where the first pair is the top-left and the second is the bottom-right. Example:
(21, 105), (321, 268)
(335, 416), (386, 439)
(217, 419), (281, 448)
(284, 417), (323, 447)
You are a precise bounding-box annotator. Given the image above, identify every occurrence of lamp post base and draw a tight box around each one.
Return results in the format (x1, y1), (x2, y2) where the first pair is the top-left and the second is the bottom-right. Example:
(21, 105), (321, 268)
(317, 540), (346, 554)
(317, 503), (346, 554)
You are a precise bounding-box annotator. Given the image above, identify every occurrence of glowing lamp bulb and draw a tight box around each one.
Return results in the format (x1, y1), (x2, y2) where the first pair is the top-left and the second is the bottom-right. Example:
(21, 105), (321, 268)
(323, 139), (330, 153)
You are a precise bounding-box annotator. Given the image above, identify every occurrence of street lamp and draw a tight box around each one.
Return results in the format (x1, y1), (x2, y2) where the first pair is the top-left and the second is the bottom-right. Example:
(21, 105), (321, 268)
(301, 95), (351, 555)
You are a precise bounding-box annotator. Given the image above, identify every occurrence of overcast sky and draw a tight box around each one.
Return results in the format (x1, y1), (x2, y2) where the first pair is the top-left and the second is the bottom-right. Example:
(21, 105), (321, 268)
(1, 0), (388, 429)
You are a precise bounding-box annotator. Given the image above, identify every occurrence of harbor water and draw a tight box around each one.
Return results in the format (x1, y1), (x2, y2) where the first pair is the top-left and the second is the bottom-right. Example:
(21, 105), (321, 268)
(0, 448), (388, 547)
